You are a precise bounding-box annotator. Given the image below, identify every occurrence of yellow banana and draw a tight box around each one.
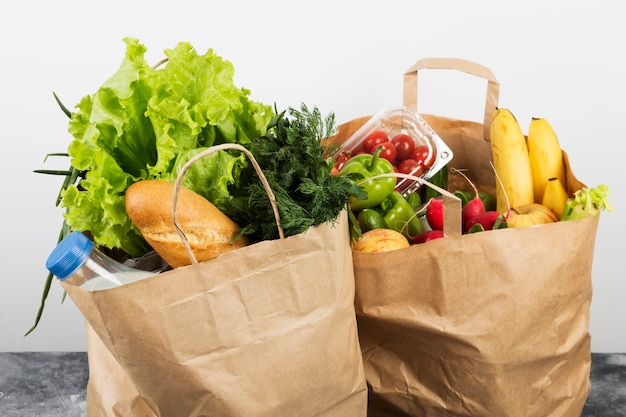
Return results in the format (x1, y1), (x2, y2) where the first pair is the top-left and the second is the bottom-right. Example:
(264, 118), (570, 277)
(490, 108), (534, 213)
(542, 176), (569, 219)
(527, 117), (567, 203)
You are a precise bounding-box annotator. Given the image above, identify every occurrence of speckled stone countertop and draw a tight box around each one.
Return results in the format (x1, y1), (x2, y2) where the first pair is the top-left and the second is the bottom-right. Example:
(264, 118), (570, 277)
(1, 352), (625, 416)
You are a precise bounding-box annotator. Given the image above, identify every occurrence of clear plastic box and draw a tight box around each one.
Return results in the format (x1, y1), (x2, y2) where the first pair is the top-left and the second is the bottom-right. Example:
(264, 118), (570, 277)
(335, 106), (453, 195)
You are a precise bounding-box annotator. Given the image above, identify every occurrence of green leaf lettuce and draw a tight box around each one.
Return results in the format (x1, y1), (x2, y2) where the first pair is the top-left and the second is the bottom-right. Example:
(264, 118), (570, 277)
(61, 38), (274, 257)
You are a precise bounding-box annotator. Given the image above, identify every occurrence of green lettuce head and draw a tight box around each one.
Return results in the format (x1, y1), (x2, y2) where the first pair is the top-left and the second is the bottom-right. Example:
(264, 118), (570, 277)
(61, 38), (274, 257)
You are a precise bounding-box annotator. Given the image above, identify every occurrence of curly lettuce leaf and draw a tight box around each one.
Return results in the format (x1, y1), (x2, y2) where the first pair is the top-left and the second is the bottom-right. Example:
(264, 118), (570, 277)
(61, 38), (274, 257)
(167, 147), (249, 210)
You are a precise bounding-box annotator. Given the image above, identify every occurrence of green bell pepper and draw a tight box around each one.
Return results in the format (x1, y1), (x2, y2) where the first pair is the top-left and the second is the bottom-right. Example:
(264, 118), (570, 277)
(338, 147), (396, 211)
(405, 191), (422, 211)
(377, 191), (423, 239)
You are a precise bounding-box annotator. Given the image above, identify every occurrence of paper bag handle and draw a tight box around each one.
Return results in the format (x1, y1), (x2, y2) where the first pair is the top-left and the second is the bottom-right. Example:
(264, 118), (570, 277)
(403, 57), (500, 142)
(172, 143), (284, 264)
(364, 173), (463, 237)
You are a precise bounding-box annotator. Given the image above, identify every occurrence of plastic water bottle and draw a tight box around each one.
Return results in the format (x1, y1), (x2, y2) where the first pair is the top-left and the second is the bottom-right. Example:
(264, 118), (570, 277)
(46, 231), (155, 291)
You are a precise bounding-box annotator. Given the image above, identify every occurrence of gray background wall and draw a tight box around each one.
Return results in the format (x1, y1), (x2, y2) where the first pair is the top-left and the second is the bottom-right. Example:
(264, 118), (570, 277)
(2, 0), (624, 352)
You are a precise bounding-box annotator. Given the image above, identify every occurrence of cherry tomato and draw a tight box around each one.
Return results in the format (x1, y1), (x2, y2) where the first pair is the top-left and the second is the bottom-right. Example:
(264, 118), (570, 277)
(333, 151), (352, 172)
(391, 134), (415, 161)
(372, 142), (397, 163)
(411, 145), (435, 169)
(362, 130), (389, 154)
(398, 159), (423, 176)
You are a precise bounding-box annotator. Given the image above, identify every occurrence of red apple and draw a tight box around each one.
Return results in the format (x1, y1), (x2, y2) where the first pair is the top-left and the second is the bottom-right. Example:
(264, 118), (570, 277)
(507, 203), (558, 228)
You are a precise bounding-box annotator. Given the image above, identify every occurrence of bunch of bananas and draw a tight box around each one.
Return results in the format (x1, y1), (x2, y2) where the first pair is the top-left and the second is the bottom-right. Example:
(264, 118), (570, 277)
(490, 108), (569, 218)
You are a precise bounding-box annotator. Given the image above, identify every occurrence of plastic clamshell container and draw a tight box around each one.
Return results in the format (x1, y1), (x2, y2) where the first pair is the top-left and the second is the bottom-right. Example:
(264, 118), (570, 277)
(336, 106), (453, 195)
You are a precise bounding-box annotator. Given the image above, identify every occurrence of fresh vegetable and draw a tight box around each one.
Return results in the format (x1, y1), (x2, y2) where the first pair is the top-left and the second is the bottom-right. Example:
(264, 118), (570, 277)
(341, 127), (438, 185)
(465, 211), (508, 233)
(375, 141), (397, 163)
(391, 133), (415, 161)
(480, 191), (497, 212)
(452, 168), (487, 231)
(462, 197), (486, 231)
(411, 229), (444, 244)
(50, 38), (276, 257)
(377, 191), (423, 239)
(338, 147), (396, 211)
(362, 130), (389, 154)
(454, 167), (509, 233)
(411, 145), (435, 170)
(560, 184), (614, 221)
(357, 209), (387, 232)
(454, 190), (496, 212)
(333, 150), (352, 172)
(425, 198), (443, 231)
(352, 228), (410, 253)
(405, 191), (422, 211)
(223, 104), (366, 240)
(398, 159), (422, 176)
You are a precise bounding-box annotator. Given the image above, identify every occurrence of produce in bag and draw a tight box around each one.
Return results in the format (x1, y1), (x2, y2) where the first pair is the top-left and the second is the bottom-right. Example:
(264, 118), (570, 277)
(334, 57), (612, 417)
(30, 37), (363, 332)
(32, 38), (369, 417)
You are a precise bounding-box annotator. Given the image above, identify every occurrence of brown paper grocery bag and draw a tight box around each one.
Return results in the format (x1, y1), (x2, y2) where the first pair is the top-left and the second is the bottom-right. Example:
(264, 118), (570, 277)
(84, 322), (156, 417)
(335, 58), (598, 416)
(355, 213), (598, 417)
(62, 145), (368, 417)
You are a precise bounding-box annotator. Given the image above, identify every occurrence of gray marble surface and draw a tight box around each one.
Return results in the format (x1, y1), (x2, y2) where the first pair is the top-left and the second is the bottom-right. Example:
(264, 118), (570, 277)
(1, 352), (624, 416)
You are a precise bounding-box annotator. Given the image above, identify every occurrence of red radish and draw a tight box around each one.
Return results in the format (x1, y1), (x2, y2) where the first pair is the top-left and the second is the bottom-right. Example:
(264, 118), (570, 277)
(463, 163), (512, 233)
(425, 198), (443, 230)
(451, 168), (486, 231)
(464, 211), (506, 232)
(411, 229), (444, 244)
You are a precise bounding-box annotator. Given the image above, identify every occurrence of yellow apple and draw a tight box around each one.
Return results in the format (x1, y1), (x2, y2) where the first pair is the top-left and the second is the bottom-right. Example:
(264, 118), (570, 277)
(352, 228), (410, 252)
(507, 203), (559, 228)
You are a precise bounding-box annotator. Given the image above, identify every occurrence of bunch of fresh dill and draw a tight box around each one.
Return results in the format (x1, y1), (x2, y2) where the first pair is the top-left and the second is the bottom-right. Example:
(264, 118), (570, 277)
(224, 103), (365, 241)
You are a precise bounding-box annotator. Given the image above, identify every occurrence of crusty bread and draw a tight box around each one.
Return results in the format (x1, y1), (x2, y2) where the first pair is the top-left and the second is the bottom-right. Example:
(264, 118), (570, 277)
(125, 180), (249, 268)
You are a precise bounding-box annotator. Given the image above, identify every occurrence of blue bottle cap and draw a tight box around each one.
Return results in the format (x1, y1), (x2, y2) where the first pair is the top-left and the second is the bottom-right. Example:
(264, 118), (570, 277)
(46, 231), (94, 279)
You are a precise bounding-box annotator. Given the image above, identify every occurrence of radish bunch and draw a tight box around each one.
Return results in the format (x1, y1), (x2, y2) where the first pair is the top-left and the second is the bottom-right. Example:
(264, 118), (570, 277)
(455, 169), (508, 233)
(421, 169), (508, 239)
(408, 198), (444, 244)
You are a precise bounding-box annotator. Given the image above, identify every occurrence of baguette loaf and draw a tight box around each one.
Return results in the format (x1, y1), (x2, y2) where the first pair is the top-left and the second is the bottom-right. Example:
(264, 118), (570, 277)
(125, 179), (249, 268)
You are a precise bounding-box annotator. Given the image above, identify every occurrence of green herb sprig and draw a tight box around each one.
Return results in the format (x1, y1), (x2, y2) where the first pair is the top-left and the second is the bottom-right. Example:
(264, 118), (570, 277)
(225, 103), (366, 240)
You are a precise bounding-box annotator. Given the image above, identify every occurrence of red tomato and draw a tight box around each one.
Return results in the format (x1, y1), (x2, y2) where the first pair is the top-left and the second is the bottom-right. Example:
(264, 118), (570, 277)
(411, 145), (435, 169)
(398, 159), (423, 176)
(391, 134), (415, 161)
(333, 151), (352, 172)
(372, 142), (397, 163)
(362, 130), (389, 154)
